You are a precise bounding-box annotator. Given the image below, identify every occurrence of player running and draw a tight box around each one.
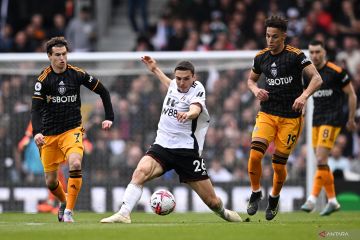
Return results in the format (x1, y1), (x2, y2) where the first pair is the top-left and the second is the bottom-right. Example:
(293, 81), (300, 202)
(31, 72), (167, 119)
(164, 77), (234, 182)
(31, 36), (114, 222)
(301, 40), (357, 216)
(246, 16), (323, 221)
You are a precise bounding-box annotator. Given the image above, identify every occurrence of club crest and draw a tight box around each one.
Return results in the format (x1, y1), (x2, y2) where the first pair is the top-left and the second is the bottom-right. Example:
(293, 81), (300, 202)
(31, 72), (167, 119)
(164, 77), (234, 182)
(58, 81), (66, 95)
(270, 62), (277, 77)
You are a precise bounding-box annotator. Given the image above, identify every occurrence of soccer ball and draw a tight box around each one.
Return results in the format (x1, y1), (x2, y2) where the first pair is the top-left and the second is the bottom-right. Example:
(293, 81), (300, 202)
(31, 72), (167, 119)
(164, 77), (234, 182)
(150, 189), (176, 215)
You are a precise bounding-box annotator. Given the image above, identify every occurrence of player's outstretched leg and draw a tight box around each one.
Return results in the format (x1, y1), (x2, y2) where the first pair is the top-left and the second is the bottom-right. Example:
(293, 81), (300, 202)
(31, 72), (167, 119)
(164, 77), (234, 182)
(319, 202), (340, 216)
(247, 190), (262, 215)
(188, 179), (242, 222)
(265, 195), (279, 221)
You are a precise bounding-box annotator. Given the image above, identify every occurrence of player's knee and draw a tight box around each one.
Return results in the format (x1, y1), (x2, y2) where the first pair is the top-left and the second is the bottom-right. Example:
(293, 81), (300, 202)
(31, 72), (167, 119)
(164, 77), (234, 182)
(69, 160), (82, 170)
(67, 153), (82, 170)
(272, 163), (287, 181)
(249, 141), (267, 163)
(273, 163), (286, 174)
(46, 179), (58, 190)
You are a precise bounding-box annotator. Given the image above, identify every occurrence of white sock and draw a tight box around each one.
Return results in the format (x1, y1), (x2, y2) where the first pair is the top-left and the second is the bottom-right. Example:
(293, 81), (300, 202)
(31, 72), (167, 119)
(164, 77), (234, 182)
(308, 195), (317, 203)
(328, 197), (339, 205)
(118, 183), (143, 217)
(252, 188), (261, 193)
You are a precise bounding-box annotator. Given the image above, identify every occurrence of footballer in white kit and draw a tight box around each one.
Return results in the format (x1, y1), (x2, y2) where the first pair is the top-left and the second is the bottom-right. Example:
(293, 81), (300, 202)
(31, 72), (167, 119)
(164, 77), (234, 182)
(147, 71), (211, 183)
(100, 56), (242, 224)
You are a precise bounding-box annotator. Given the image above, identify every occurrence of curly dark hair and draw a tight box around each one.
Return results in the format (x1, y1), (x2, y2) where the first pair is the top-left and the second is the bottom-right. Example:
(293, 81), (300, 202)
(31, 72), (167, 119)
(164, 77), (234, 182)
(45, 36), (69, 54)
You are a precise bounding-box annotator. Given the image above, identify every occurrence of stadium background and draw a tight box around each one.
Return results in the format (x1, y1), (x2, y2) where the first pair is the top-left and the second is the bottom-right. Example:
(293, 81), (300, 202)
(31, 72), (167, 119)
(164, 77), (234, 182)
(0, 0), (359, 213)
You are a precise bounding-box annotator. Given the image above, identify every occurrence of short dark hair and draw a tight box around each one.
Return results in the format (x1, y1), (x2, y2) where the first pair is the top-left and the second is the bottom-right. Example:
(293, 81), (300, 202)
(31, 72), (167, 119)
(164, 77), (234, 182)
(265, 15), (288, 32)
(174, 61), (195, 75)
(309, 40), (324, 48)
(46, 36), (69, 54)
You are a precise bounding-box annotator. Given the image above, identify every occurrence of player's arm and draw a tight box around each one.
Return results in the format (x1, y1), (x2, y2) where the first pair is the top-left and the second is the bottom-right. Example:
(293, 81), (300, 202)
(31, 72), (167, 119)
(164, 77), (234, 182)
(177, 103), (202, 123)
(301, 64), (323, 99)
(92, 81), (114, 130)
(141, 56), (171, 87)
(247, 70), (269, 101)
(31, 93), (45, 147)
(292, 64), (323, 112)
(81, 71), (114, 130)
(342, 82), (357, 131)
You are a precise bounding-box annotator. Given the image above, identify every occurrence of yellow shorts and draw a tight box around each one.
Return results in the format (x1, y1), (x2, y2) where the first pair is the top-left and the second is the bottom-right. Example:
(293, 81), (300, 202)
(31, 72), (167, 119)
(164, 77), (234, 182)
(252, 112), (303, 155)
(40, 127), (84, 172)
(312, 125), (341, 149)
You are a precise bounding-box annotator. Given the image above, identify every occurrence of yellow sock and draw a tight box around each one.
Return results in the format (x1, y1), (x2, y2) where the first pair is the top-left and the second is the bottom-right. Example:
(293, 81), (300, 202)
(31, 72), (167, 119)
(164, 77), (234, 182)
(311, 165), (329, 197)
(324, 168), (336, 199)
(272, 163), (287, 196)
(66, 170), (82, 210)
(248, 142), (266, 191)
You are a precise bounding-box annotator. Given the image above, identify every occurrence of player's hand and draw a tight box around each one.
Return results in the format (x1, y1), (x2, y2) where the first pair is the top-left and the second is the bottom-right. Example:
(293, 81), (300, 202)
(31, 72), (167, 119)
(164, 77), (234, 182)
(346, 119), (357, 132)
(34, 133), (45, 147)
(102, 120), (113, 130)
(254, 88), (269, 101)
(177, 112), (189, 123)
(292, 95), (307, 112)
(141, 56), (157, 72)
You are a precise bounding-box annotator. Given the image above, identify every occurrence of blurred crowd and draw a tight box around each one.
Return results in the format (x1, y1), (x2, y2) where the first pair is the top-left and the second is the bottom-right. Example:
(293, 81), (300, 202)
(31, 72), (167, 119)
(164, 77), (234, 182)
(0, 0), (97, 53)
(0, 0), (360, 186)
(136, 0), (360, 74)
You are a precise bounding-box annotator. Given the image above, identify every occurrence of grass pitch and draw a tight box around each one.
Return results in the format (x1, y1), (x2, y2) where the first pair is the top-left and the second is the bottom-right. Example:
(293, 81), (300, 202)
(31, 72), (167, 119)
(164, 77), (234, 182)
(0, 211), (359, 240)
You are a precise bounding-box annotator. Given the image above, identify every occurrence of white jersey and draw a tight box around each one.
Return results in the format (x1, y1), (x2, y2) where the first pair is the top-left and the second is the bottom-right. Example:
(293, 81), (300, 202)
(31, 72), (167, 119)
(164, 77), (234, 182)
(154, 80), (210, 155)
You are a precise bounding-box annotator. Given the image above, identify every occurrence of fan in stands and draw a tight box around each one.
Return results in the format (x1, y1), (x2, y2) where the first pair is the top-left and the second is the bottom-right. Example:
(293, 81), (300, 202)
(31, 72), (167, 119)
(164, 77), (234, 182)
(150, 189), (176, 215)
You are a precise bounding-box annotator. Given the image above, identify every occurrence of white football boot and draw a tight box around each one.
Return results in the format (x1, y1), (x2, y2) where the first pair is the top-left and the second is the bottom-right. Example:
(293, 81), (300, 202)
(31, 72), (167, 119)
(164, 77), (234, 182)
(223, 209), (242, 222)
(63, 209), (74, 223)
(100, 212), (131, 224)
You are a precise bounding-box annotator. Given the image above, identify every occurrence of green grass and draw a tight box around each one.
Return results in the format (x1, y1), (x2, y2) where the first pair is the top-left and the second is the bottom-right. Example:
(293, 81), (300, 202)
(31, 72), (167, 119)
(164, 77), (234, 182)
(0, 211), (359, 240)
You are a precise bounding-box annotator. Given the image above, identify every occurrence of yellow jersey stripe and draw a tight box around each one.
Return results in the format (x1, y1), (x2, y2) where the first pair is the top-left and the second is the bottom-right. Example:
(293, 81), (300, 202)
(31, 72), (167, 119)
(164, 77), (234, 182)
(38, 67), (52, 81)
(68, 64), (85, 74)
(326, 62), (342, 73)
(256, 48), (270, 56)
(286, 46), (301, 55)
